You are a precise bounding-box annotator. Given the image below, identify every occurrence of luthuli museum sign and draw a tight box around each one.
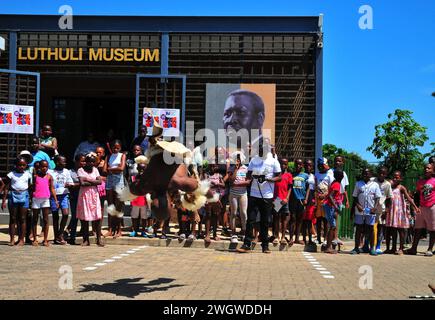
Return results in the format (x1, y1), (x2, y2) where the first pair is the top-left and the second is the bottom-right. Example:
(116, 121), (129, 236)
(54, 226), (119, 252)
(18, 47), (160, 62)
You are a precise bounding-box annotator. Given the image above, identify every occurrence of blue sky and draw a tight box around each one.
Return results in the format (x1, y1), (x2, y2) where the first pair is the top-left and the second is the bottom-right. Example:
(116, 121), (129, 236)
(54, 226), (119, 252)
(1, 0), (434, 162)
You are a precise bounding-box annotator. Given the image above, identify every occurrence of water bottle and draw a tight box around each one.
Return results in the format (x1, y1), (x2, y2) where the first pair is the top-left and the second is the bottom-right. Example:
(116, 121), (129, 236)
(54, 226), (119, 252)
(364, 207), (371, 215)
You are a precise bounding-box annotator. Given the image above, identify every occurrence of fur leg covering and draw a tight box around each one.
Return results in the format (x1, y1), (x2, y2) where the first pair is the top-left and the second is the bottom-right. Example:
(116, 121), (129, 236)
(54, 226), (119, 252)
(116, 184), (137, 202)
(180, 180), (219, 211)
(107, 204), (124, 218)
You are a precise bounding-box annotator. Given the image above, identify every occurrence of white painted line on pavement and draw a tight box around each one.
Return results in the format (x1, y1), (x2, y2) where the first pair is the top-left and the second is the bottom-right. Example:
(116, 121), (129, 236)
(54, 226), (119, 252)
(302, 252), (335, 280)
(82, 246), (148, 272)
(83, 267), (97, 271)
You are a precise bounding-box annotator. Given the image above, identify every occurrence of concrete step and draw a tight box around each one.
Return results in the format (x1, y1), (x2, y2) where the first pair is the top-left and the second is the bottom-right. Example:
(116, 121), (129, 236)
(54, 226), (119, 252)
(73, 235), (328, 252)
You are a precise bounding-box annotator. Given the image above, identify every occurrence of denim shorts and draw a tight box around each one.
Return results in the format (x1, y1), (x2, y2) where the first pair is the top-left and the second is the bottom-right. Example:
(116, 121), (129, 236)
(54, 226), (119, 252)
(355, 214), (376, 226)
(324, 204), (337, 228)
(51, 194), (70, 212)
(8, 190), (30, 209)
(106, 174), (125, 190)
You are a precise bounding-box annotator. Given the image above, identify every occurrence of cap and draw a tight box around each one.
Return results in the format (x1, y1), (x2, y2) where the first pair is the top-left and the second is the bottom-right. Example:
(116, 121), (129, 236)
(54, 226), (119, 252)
(19, 150), (33, 164)
(317, 157), (328, 166)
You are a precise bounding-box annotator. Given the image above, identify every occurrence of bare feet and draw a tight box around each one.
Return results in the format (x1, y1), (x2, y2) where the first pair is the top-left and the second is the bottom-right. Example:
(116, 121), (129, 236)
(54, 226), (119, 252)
(204, 236), (211, 244)
(81, 241), (90, 246)
(43, 241), (50, 247)
(96, 241), (105, 247)
(8, 241), (15, 246)
(324, 248), (337, 254)
(295, 240), (305, 245)
(17, 240), (25, 246)
(212, 236), (220, 241)
(103, 230), (112, 238)
(32, 241), (39, 247)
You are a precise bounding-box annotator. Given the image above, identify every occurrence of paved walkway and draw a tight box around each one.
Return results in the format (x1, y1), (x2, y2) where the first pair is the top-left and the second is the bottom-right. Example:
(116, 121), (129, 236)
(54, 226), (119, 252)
(0, 240), (434, 300)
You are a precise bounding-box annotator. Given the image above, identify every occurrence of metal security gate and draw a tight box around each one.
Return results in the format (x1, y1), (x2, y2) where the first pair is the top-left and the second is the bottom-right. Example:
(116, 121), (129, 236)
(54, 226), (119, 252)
(0, 69), (40, 177)
(135, 74), (186, 141)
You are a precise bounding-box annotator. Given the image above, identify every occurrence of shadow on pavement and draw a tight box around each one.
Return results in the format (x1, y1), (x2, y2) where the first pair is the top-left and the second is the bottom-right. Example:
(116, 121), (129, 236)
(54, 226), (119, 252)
(78, 277), (184, 298)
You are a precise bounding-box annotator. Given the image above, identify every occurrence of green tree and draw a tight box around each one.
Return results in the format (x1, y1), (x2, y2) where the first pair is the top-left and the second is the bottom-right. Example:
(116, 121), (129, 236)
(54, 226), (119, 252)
(367, 109), (428, 174)
(322, 143), (375, 176)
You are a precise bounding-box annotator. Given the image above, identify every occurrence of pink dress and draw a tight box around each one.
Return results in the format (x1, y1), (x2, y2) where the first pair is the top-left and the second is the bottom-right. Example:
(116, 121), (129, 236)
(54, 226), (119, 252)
(386, 187), (409, 228)
(76, 167), (102, 221)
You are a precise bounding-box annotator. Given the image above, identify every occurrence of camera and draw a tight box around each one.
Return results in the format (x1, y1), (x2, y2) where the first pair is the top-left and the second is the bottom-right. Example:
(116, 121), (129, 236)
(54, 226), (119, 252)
(253, 174), (266, 183)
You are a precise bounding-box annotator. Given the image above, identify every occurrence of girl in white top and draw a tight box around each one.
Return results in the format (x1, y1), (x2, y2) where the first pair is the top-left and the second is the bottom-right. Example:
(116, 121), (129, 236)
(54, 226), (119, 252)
(103, 140), (127, 238)
(2, 157), (32, 246)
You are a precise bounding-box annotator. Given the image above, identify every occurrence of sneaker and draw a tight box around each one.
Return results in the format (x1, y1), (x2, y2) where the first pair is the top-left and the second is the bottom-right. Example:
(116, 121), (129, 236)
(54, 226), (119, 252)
(178, 233), (186, 241)
(236, 245), (252, 253)
(230, 235), (239, 244)
(147, 227), (154, 234)
(187, 234), (197, 241)
(129, 231), (137, 237)
(375, 248), (383, 255)
(370, 249), (378, 256)
(350, 248), (360, 255)
(362, 246), (370, 254)
(425, 251), (433, 257)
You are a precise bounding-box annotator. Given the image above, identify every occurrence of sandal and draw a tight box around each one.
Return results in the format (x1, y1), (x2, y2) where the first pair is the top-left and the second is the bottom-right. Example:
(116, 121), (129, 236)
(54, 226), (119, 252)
(273, 238), (279, 245)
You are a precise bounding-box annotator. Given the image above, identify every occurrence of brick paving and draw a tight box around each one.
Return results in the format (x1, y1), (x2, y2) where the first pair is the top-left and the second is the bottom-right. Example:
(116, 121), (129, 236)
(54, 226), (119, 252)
(0, 241), (434, 300)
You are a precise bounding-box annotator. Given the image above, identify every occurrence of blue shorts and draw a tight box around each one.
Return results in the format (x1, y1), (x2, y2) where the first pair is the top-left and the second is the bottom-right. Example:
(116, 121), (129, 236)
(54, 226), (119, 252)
(354, 214), (376, 226)
(324, 204), (337, 228)
(51, 194), (70, 211)
(8, 191), (30, 209)
(106, 174), (125, 190)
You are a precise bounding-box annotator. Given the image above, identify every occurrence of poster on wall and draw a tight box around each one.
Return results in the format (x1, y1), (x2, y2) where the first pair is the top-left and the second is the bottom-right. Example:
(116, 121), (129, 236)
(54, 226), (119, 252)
(0, 104), (34, 134)
(143, 108), (180, 137)
(205, 83), (276, 152)
(13, 105), (34, 134)
(0, 104), (14, 133)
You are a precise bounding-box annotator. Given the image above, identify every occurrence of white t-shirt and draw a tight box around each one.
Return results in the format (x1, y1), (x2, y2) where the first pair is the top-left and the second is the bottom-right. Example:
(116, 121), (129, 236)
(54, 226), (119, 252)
(332, 169), (349, 194)
(352, 180), (382, 215)
(307, 173), (316, 191)
(315, 169), (334, 186)
(371, 177), (393, 214)
(48, 168), (74, 195)
(248, 154), (281, 199)
(316, 169), (349, 193)
(7, 171), (32, 192)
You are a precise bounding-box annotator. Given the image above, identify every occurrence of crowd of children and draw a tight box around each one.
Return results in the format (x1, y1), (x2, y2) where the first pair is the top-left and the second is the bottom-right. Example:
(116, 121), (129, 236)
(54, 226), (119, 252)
(1, 125), (434, 258)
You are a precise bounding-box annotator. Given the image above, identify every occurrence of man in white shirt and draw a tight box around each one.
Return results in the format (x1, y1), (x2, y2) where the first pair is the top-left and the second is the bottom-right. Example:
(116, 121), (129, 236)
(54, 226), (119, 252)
(237, 140), (282, 254)
(74, 133), (100, 158)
